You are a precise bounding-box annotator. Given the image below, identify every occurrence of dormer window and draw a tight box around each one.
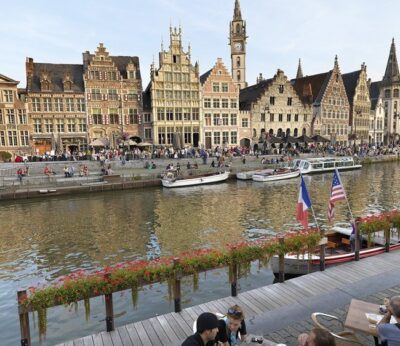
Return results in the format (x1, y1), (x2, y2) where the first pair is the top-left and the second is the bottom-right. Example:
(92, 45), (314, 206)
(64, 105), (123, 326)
(64, 81), (72, 91)
(128, 71), (136, 79)
(41, 76), (50, 91)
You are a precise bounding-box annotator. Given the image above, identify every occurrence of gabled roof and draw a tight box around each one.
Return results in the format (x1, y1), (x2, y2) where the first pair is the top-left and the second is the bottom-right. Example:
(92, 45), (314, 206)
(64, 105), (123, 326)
(239, 79), (273, 111)
(382, 38), (400, 85)
(109, 56), (141, 80)
(292, 72), (331, 105)
(29, 63), (85, 93)
(200, 69), (212, 85)
(342, 70), (362, 104)
(0, 74), (18, 84)
(369, 81), (381, 110)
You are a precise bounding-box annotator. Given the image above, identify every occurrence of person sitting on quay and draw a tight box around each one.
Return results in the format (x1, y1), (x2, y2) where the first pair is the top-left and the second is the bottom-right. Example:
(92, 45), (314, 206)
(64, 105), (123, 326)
(79, 165), (84, 177)
(83, 164), (88, 176)
(176, 162), (181, 175)
(213, 305), (247, 345)
(144, 161), (150, 169)
(181, 312), (220, 346)
(151, 161), (156, 169)
(187, 161), (191, 169)
(193, 162), (198, 169)
(298, 328), (335, 346)
(210, 160), (215, 168)
(63, 165), (70, 178)
(16, 168), (24, 182)
(68, 165), (75, 178)
(377, 296), (400, 346)
(44, 165), (56, 177)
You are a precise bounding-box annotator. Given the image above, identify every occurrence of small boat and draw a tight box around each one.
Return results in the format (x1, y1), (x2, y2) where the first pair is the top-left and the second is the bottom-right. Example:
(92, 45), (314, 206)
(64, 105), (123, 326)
(271, 228), (400, 276)
(236, 169), (273, 180)
(252, 168), (299, 182)
(290, 157), (362, 175)
(161, 170), (230, 188)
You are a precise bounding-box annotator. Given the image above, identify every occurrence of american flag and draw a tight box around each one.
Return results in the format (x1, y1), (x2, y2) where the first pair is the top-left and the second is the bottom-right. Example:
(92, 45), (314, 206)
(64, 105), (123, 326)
(327, 169), (346, 222)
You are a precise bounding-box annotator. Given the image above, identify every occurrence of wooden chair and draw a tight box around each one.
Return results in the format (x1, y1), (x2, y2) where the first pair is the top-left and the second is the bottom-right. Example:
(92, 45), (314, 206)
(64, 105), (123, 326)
(311, 313), (363, 346)
(326, 241), (337, 254)
(341, 238), (351, 250)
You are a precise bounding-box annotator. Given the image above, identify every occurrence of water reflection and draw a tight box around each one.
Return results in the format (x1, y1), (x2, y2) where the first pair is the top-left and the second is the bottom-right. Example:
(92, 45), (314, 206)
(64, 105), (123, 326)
(0, 162), (400, 345)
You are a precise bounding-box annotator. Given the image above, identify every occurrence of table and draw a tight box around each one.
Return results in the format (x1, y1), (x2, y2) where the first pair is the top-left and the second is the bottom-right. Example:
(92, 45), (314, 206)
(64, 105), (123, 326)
(242, 334), (279, 345)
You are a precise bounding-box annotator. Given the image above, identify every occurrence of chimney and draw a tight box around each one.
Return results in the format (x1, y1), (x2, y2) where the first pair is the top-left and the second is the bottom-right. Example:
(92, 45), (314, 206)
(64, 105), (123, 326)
(82, 51), (91, 70)
(25, 57), (34, 91)
(256, 73), (263, 84)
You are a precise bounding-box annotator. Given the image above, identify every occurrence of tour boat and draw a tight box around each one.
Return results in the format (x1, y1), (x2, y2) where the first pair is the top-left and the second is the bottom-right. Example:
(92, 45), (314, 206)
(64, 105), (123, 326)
(236, 169), (273, 180)
(290, 157), (362, 175)
(161, 170), (230, 188)
(252, 168), (299, 182)
(271, 227), (400, 276)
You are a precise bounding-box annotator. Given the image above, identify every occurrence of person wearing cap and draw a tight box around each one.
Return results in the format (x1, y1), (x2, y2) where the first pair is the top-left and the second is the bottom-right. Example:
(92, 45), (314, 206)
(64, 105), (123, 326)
(214, 305), (247, 346)
(181, 312), (220, 346)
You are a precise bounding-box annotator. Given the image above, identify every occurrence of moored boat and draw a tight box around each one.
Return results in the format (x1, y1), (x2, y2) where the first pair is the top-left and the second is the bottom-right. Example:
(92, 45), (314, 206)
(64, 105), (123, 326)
(236, 169), (273, 180)
(252, 168), (299, 182)
(161, 170), (230, 188)
(291, 156), (361, 175)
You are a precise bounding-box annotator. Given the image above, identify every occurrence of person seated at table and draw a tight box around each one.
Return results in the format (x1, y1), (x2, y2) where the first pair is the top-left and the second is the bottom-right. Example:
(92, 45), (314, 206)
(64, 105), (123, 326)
(193, 162), (198, 169)
(213, 305), (247, 345)
(182, 312), (219, 346)
(378, 296), (400, 346)
(298, 328), (335, 346)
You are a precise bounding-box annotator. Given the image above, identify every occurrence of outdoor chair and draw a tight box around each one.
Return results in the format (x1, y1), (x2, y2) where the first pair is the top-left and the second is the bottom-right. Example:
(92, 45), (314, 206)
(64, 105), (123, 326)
(311, 313), (363, 346)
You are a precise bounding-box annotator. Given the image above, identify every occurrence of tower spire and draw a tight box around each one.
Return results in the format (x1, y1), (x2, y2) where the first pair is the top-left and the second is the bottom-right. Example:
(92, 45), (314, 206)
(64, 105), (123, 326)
(296, 58), (303, 79)
(382, 38), (400, 85)
(233, 0), (242, 20)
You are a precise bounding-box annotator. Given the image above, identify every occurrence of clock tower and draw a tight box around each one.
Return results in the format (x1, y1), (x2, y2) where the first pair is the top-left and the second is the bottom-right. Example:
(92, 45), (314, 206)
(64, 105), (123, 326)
(229, 0), (247, 89)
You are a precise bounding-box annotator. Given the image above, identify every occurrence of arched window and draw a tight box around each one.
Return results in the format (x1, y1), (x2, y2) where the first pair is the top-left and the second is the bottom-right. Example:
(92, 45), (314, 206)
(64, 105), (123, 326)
(394, 89), (399, 98)
(236, 23), (241, 34)
(302, 128), (306, 135)
(237, 70), (241, 81)
(294, 128), (298, 137)
(237, 57), (241, 67)
(286, 128), (291, 136)
(277, 128), (283, 137)
(269, 129), (274, 135)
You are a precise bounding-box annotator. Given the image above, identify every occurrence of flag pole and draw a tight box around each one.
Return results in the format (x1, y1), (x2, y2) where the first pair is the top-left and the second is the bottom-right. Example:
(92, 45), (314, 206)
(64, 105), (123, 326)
(336, 169), (354, 223)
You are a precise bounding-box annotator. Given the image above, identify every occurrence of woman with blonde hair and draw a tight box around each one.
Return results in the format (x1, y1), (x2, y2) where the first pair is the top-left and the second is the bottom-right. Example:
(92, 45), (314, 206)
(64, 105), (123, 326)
(213, 305), (247, 345)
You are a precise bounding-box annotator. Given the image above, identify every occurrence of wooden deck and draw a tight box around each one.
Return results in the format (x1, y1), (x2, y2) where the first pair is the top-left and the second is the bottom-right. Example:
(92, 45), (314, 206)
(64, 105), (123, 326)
(56, 250), (400, 346)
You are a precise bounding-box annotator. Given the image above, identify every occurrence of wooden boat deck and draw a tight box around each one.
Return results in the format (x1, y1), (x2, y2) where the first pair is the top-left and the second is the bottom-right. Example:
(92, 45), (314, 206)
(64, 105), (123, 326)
(56, 250), (400, 346)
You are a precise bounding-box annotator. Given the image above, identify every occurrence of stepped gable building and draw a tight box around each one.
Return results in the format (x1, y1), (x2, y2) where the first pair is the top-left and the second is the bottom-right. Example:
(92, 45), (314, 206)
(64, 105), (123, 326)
(369, 81), (384, 145)
(0, 74), (30, 157)
(239, 69), (311, 150)
(380, 39), (400, 145)
(200, 58), (240, 149)
(229, 0), (247, 90)
(25, 58), (87, 154)
(292, 56), (350, 145)
(83, 43), (143, 148)
(148, 26), (202, 147)
(342, 63), (371, 144)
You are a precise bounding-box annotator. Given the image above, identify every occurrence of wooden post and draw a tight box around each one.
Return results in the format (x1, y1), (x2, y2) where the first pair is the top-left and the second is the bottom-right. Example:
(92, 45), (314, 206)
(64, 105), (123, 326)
(173, 258), (182, 313)
(385, 228), (390, 253)
(355, 220), (360, 261)
(319, 229), (326, 271)
(17, 290), (31, 346)
(104, 274), (114, 332)
(231, 261), (238, 297)
(278, 236), (285, 283)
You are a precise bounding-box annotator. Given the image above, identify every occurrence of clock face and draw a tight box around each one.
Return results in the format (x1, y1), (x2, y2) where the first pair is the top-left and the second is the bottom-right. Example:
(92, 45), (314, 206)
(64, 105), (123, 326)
(234, 42), (242, 51)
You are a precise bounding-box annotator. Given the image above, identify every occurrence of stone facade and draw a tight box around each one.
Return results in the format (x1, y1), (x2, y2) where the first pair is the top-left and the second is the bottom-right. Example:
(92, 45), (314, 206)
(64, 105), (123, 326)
(201, 58), (240, 149)
(149, 27), (202, 147)
(0, 74), (30, 157)
(83, 43), (143, 148)
(25, 58), (87, 154)
(369, 81), (384, 145)
(240, 69), (312, 148)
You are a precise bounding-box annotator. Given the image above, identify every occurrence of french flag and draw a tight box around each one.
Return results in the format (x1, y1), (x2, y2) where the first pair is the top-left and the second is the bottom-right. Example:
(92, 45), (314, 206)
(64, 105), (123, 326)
(296, 175), (312, 229)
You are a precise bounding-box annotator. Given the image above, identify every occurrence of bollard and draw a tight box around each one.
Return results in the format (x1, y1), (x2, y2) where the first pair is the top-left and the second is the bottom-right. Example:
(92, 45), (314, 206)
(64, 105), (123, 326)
(278, 237), (285, 283)
(173, 258), (182, 313)
(231, 261), (238, 297)
(385, 228), (390, 253)
(354, 220), (360, 261)
(17, 290), (31, 346)
(104, 274), (114, 332)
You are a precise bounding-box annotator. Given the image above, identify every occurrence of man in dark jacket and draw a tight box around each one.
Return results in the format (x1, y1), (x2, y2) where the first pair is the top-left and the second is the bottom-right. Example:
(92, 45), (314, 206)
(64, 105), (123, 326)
(182, 312), (220, 346)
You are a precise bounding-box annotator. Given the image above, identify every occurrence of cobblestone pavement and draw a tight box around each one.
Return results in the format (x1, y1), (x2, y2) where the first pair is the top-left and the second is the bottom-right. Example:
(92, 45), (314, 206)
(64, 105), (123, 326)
(262, 285), (400, 346)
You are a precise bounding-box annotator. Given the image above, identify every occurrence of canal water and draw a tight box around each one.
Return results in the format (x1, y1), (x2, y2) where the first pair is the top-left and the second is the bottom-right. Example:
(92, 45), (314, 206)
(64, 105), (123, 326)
(1, 162), (400, 345)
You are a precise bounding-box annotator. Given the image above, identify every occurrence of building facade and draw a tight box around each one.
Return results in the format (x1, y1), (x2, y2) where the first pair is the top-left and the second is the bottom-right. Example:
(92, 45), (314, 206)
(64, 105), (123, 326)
(149, 27), (202, 147)
(229, 0), (247, 90)
(369, 81), (384, 145)
(201, 58), (240, 149)
(25, 58), (87, 154)
(83, 43), (143, 148)
(0, 74), (30, 157)
(342, 63), (371, 144)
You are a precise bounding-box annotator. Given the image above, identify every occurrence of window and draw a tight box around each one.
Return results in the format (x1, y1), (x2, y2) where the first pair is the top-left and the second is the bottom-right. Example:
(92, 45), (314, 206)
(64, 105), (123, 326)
(34, 119), (42, 133)
(66, 119), (75, 132)
(278, 85), (284, 93)
(230, 114), (237, 126)
(92, 109), (102, 124)
(0, 131), (5, 146)
(4, 90), (13, 103)
(144, 114), (151, 123)
(394, 89), (399, 98)
(222, 99), (229, 108)
(0, 109), (2, 124)
(204, 98), (211, 108)
(268, 113), (273, 122)
(191, 91), (199, 99)
(183, 91), (191, 100)
(7, 110), (15, 124)
(213, 114), (220, 126)
(109, 109), (119, 124)
(127, 90), (136, 101)
(108, 71), (117, 80)
(54, 98), (63, 112)
(304, 114), (308, 122)
(165, 72), (173, 82)
(144, 128), (152, 139)
(205, 114), (211, 126)
(222, 83), (228, 92)
(172, 55), (180, 64)
(213, 99), (220, 108)
(66, 98), (74, 112)
(230, 99), (237, 108)
(32, 98), (41, 112)
(90, 71), (100, 80)
(166, 108), (173, 121)
(184, 126), (191, 144)
(230, 131), (237, 144)
(128, 71), (136, 79)
(175, 91), (182, 100)
(78, 119), (86, 132)
(44, 119), (53, 133)
(212, 83), (220, 92)
(192, 108), (199, 121)
(174, 73), (182, 82)
(279, 114), (283, 122)
(270, 96), (275, 105)
(261, 113), (265, 122)
(157, 108), (165, 121)
(242, 118), (249, 127)
(222, 131), (229, 144)
(236, 57), (240, 68)
(8, 130), (17, 146)
(183, 108), (190, 121)
(214, 131), (221, 145)
(237, 70), (241, 81)
(77, 98), (85, 112)
(287, 114), (291, 122)
(43, 98), (52, 112)
(56, 119), (64, 132)
(287, 97), (292, 106)
(91, 89), (101, 100)
(129, 109), (138, 124)
(108, 89), (118, 101)
(158, 127), (166, 144)
(295, 114), (299, 122)
(385, 89), (391, 98)
(222, 114), (229, 125)
(175, 108), (182, 121)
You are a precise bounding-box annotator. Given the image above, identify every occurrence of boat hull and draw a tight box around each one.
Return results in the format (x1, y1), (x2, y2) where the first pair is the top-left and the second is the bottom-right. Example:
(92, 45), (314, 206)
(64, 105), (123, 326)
(161, 172), (230, 188)
(301, 164), (362, 175)
(236, 169), (273, 180)
(252, 170), (299, 182)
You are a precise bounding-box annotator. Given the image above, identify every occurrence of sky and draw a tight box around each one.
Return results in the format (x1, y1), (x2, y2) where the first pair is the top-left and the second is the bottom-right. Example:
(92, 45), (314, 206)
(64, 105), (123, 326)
(1, 0), (399, 89)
